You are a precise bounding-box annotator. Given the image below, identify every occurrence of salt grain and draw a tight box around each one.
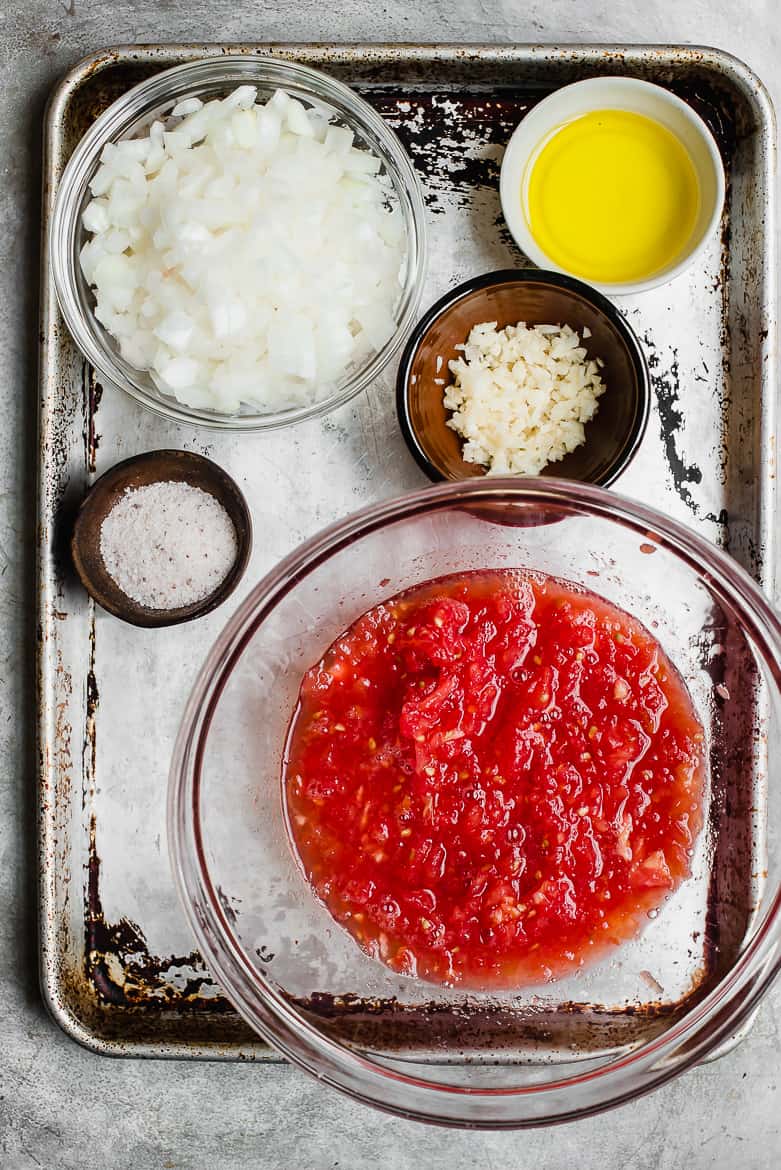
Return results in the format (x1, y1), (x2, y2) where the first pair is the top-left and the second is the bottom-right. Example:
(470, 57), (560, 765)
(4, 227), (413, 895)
(100, 480), (238, 610)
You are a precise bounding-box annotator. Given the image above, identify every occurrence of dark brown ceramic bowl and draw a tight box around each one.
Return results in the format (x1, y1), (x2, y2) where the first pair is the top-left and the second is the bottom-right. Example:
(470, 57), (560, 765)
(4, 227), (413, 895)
(70, 449), (252, 628)
(396, 269), (650, 486)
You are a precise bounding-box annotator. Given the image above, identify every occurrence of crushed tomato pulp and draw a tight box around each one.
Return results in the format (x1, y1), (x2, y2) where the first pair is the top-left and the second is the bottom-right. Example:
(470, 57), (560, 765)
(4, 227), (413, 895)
(283, 571), (705, 987)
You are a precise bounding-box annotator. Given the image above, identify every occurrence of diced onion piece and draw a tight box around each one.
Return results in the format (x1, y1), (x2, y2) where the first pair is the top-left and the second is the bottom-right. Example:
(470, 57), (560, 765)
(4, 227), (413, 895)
(325, 125), (354, 155)
(82, 199), (110, 233)
(286, 97), (315, 137)
(172, 97), (203, 117)
(153, 310), (195, 352)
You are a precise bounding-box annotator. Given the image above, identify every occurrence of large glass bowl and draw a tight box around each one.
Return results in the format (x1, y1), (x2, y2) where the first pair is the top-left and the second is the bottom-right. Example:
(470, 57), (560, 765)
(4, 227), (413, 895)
(50, 56), (427, 430)
(168, 479), (781, 1127)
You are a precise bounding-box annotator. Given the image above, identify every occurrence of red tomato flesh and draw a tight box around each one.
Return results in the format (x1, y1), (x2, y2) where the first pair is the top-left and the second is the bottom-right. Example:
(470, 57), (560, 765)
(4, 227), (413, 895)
(283, 571), (705, 988)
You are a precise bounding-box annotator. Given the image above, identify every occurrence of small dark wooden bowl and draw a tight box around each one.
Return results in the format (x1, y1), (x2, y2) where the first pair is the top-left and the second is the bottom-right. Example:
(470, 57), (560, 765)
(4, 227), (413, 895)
(70, 449), (252, 628)
(396, 269), (650, 487)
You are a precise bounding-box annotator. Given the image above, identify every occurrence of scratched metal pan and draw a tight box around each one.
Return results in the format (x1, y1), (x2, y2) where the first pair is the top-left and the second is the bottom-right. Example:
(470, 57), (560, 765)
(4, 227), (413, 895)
(37, 44), (777, 1060)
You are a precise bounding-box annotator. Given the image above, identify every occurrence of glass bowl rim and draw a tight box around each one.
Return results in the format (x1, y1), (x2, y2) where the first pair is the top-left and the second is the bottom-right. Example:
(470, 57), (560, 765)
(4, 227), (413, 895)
(168, 476), (781, 1126)
(49, 54), (428, 432)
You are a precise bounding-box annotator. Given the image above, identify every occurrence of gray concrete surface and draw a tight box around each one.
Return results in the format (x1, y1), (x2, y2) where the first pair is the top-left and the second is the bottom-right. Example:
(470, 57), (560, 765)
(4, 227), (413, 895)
(1, 1), (780, 1166)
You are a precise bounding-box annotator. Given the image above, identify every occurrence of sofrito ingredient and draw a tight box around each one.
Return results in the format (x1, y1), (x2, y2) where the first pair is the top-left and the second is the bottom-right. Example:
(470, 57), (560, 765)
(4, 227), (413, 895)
(526, 109), (700, 284)
(80, 86), (405, 413)
(443, 321), (605, 475)
(284, 570), (705, 988)
(100, 481), (237, 609)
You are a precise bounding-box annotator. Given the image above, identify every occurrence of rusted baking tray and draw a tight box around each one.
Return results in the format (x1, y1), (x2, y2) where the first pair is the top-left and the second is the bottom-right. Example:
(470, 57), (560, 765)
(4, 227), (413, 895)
(38, 44), (777, 1059)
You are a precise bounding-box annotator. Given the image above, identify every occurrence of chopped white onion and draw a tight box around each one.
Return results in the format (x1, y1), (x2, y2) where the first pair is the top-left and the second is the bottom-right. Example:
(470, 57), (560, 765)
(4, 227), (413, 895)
(80, 86), (406, 413)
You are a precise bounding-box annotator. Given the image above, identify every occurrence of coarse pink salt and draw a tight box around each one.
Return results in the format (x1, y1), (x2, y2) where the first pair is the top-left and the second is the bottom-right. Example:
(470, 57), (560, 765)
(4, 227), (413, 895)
(99, 480), (237, 610)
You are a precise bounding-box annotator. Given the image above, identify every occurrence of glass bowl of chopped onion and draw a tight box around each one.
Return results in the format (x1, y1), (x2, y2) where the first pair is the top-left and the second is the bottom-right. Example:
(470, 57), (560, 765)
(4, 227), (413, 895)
(169, 476), (781, 1127)
(50, 57), (427, 430)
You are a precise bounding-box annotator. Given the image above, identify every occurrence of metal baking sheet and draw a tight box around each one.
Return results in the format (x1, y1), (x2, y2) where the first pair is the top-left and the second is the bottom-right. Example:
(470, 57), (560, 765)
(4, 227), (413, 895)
(37, 43), (777, 1060)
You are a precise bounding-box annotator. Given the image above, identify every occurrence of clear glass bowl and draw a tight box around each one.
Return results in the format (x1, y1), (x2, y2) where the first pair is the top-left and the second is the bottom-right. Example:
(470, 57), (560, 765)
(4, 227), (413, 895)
(50, 57), (427, 430)
(168, 479), (781, 1126)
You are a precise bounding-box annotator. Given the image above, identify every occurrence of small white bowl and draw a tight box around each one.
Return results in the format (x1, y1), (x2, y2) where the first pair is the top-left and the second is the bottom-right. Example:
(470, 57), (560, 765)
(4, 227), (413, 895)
(499, 77), (726, 296)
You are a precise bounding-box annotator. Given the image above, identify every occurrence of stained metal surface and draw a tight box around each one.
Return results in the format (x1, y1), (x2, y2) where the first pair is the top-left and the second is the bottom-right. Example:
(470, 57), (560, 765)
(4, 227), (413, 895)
(37, 43), (777, 1060)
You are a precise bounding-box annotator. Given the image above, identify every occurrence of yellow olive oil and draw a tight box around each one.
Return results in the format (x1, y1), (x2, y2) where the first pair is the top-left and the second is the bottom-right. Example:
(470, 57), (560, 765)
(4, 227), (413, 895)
(525, 109), (700, 284)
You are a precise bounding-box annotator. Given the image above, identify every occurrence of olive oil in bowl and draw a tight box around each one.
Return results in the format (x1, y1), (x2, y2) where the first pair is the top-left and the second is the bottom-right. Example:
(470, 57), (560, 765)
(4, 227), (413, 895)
(524, 109), (701, 286)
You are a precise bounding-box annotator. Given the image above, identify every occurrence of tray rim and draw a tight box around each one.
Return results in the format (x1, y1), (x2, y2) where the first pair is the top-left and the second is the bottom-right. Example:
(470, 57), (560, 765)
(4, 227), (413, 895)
(37, 40), (779, 1061)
